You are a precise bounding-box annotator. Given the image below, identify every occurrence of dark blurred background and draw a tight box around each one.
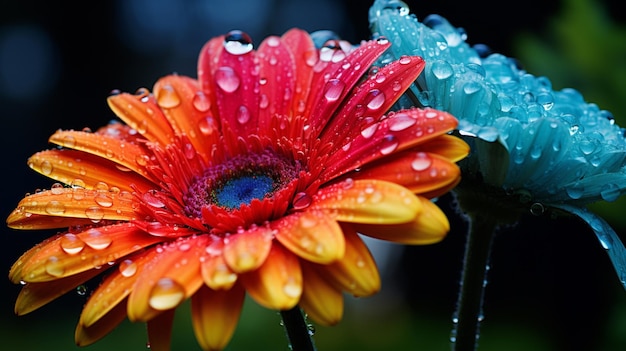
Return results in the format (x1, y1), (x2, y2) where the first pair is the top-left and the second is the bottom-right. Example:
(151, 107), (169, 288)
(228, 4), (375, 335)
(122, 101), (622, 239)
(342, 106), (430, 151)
(1, 0), (625, 350)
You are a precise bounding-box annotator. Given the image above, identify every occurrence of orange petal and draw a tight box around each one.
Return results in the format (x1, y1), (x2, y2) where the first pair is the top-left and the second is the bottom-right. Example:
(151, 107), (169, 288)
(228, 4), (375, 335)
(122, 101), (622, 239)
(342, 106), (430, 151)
(127, 235), (207, 322)
(107, 91), (175, 146)
(80, 249), (158, 327)
(350, 151), (461, 195)
(223, 225), (273, 273)
(147, 308), (176, 351)
(191, 284), (245, 351)
(17, 224), (162, 283)
(320, 225), (380, 297)
(14, 269), (102, 315)
(352, 196), (450, 245)
(299, 263), (344, 326)
(417, 133), (470, 163)
(312, 179), (422, 224)
(201, 240), (238, 290)
(48, 130), (154, 181)
(27, 149), (156, 193)
(240, 244), (302, 310)
(274, 210), (345, 264)
(75, 299), (128, 347)
(153, 75), (220, 165)
(7, 188), (137, 229)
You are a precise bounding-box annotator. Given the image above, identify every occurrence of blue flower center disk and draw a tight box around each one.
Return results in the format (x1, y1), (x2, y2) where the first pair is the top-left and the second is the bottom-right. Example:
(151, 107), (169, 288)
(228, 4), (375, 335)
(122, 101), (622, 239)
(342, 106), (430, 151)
(214, 175), (274, 209)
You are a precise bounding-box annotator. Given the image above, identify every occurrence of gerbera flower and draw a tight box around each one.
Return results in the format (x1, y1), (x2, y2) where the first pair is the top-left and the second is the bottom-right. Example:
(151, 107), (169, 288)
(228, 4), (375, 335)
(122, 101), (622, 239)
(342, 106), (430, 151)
(7, 28), (468, 350)
(369, 0), (626, 350)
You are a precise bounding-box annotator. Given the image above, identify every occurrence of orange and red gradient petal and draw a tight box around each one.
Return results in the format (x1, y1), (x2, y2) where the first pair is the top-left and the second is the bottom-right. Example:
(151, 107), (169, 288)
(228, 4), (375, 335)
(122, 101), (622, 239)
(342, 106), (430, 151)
(75, 299), (128, 347)
(192, 284), (245, 351)
(350, 151), (461, 195)
(201, 239), (238, 290)
(274, 210), (345, 264)
(312, 179), (422, 224)
(353, 196), (450, 245)
(240, 244), (302, 310)
(127, 236), (207, 322)
(48, 130), (155, 182)
(223, 225), (273, 273)
(27, 149), (156, 193)
(146, 308), (176, 351)
(80, 249), (159, 328)
(299, 262), (344, 326)
(320, 225), (381, 297)
(14, 269), (102, 315)
(14, 224), (161, 283)
(417, 133), (471, 163)
(7, 188), (137, 230)
(153, 75), (220, 165)
(107, 91), (175, 146)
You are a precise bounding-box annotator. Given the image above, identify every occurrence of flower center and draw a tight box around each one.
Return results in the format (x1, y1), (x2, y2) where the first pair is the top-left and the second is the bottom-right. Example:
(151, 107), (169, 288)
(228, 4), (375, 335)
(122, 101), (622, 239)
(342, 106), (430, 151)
(184, 149), (301, 217)
(214, 175), (275, 209)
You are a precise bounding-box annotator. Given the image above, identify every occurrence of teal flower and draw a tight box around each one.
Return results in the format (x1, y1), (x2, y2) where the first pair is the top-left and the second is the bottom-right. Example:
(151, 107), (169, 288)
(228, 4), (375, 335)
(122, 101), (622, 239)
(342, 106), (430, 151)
(369, 0), (626, 289)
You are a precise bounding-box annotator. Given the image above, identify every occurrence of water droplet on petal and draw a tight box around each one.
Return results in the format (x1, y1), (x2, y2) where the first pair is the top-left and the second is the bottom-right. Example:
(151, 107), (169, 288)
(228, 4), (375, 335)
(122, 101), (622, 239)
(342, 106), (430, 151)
(283, 278), (302, 298)
(215, 66), (240, 93)
(361, 123), (378, 138)
(323, 78), (345, 102)
(143, 191), (165, 208)
(236, 105), (250, 124)
(199, 116), (217, 135)
(45, 200), (66, 215)
(119, 259), (138, 277)
(292, 192), (312, 210)
(50, 183), (64, 195)
(600, 183), (620, 202)
(192, 91), (211, 112)
(60, 233), (85, 255)
(366, 89), (385, 110)
(223, 30), (253, 55)
(388, 113), (416, 131)
(45, 256), (64, 277)
(156, 84), (181, 108)
(379, 135), (399, 155)
(411, 152), (432, 171)
(149, 278), (185, 310)
(40, 160), (53, 175)
(83, 228), (112, 250)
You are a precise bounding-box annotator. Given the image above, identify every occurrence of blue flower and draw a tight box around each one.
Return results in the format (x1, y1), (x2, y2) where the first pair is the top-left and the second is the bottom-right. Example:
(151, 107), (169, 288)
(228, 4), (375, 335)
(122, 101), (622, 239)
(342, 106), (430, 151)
(369, 0), (626, 289)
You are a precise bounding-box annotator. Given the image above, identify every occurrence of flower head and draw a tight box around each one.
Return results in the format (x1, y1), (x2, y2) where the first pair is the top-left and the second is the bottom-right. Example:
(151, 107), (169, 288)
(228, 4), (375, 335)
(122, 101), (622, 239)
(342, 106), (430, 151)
(369, 0), (626, 288)
(7, 28), (468, 350)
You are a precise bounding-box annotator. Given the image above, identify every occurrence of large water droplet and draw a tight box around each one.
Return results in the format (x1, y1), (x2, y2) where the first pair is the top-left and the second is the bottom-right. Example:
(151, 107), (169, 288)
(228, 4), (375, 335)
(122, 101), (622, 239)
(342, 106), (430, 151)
(379, 135), (399, 155)
(283, 278), (302, 298)
(45, 256), (65, 277)
(388, 112), (416, 131)
(236, 105), (250, 124)
(366, 89), (385, 110)
(411, 152), (432, 171)
(119, 259), (138, 277)
(83, 228), (112, 250)
(223, 30), (253, 55)
(323, 78), (345, 102)
(215, 66), (240, 93)
(45, 200), (66, 215)
(292, 192), (313, 210)
(600, 183), (620, 202)
(149, 278), (185, 310)
(60, 233), (85, 255)
(156, 84), (181, 108)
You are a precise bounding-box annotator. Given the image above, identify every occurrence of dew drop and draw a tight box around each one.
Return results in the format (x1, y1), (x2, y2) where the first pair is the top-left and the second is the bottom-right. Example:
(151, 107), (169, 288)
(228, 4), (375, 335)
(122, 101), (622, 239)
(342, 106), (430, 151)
(60, 233), (85, 255)
(211, 264), (237, 286)
(379, 135), (399, 155)
(565, 184), (584, 199)
(529, 202), (545, 216)
(143, 191), (165, 208)
(411, 152), (432, 171)
(366, 89), (385, 110)
(283, 279), (302, 298)
(50, 183), (64, 195)
(236, 105), (250, 124)
(360, 123), (378, 139)
(76, 285), (87, 296)
(156, 84), (181, 108)
(600, 183), (620, 202)
(83, 228), (112, 250)
(62, 134), (76, 148)
(40, 160), (53, 175)
(148, 278), (185, 310)
(192, 91), (211, 112)
(119, 259), (138, 277)
(199, 116), (217, 135)
(292, 192), (313, 210)
(45, 200), (66, 215)
(45, 256), (64, 277)
(388, 113), (416, 131)
(95, 193), (114, 208)
(323, 78), (345, 102)
(223, 30), (253, 55)
(215, 66), (240, 93)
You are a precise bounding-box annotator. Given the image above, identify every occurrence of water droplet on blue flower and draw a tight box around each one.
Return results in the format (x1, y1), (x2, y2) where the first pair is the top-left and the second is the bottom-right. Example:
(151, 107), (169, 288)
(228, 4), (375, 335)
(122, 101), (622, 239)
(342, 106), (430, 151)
(600, 183), (620, 202)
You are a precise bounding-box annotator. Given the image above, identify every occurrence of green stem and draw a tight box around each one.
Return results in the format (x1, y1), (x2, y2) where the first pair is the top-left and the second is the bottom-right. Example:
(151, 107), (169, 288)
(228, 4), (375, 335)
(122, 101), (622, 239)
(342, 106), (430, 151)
(452, 212), (498, 351)
(280, 306), (317, 351)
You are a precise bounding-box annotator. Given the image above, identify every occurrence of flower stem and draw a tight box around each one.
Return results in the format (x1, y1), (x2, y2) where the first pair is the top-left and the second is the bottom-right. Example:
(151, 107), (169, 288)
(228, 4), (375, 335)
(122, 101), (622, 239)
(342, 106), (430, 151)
(280, 306), (317, 351)
(452, 212), (497, 351)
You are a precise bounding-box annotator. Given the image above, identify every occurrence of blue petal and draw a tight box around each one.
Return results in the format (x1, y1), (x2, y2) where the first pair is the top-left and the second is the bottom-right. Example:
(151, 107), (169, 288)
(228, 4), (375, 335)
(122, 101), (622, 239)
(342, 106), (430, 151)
(554, 204), (626, 290)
